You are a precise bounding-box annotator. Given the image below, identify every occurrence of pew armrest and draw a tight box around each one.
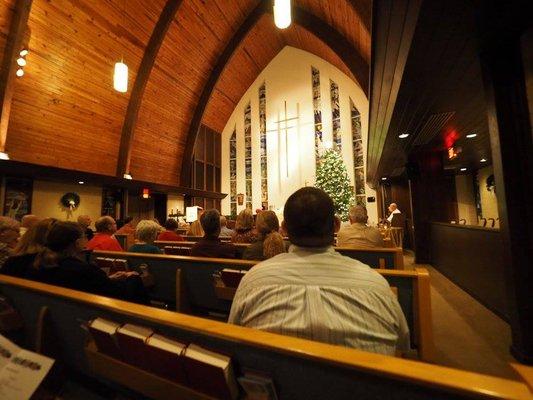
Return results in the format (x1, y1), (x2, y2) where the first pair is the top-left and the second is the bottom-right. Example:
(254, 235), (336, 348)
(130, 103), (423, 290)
(414, 268), (435, 362)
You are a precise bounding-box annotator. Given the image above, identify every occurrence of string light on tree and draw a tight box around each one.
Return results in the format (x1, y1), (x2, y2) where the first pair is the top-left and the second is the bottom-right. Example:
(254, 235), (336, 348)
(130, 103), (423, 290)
(315, 148), (354, 221)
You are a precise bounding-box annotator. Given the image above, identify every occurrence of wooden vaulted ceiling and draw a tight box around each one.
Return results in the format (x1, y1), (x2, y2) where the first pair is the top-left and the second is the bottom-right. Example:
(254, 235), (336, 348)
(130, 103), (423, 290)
(0, 0), (370, 187)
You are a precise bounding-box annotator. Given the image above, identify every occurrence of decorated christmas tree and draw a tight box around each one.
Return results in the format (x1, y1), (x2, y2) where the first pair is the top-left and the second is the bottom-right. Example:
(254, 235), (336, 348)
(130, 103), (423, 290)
(315, 148), (354, 221)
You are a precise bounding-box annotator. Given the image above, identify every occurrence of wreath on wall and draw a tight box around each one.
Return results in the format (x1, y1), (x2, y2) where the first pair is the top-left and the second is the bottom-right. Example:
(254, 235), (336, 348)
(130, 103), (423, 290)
(60, 192), (80, 211)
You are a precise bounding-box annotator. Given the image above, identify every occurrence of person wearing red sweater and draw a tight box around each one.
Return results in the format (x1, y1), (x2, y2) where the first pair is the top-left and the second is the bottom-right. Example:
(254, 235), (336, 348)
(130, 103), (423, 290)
(157, 218), (184, 242)
(86, 216), (123, 252)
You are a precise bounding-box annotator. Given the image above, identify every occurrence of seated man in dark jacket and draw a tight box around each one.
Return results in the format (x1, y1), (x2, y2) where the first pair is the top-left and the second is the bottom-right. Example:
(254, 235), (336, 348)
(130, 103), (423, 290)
(191, 209), (238, 259)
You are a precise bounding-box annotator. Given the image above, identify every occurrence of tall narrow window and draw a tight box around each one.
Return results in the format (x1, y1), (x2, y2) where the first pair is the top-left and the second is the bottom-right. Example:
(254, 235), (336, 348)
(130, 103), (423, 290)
(229, 127), (237, 217)
(330, 79), (341, 150)
(259, 83), (268, 208)
(311, 67), (323, 167)
(244, 102), (253, 210)
(350, 98), (366, 206)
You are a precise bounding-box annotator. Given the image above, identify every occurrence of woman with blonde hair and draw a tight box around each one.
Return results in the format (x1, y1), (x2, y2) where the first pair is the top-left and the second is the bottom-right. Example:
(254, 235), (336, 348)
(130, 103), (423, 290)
(2, 218), (57, 278)
(242, 211), (285, 260)
(128, 220), (163, 254)
(231, 209), (258, 244)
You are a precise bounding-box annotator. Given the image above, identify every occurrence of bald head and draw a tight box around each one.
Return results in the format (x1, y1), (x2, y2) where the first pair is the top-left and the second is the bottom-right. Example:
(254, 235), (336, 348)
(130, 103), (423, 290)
(95, 216), (117, 234)
(77, 215), (92, 228)
(388, 203), (398, 213)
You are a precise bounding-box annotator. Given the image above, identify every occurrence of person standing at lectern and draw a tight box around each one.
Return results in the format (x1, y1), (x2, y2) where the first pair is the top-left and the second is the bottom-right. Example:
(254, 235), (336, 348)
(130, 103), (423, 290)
(386, 203), (402, 225)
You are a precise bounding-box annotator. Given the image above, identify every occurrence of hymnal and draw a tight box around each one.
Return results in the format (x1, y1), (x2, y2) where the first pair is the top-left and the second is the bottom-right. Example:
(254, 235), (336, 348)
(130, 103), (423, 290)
(220, 269), (247, 288)
(116, 323), (154, 369)
(87, 318), (122, 359)
(0, 334), (54, 400)
(183, 344), (238, 400)
(145, 334), (187, 384)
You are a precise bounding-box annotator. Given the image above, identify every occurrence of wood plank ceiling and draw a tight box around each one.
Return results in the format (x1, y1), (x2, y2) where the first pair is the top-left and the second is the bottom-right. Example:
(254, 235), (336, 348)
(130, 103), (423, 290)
(367, 0), (494, 185)
(1, 0), (370, 187)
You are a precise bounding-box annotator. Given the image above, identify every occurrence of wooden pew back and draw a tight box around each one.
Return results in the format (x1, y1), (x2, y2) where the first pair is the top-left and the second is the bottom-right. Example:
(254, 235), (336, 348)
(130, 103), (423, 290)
(155, 241), (404, 269)
(91, 251), (431, 360)
(0, 275), (528, 400)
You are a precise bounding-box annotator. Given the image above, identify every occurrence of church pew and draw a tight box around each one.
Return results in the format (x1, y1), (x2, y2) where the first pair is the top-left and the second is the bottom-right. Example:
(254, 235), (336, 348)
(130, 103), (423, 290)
(90, 251), (432, 361)
(0, 275), (529, 400)
(155, 241), (404, 269)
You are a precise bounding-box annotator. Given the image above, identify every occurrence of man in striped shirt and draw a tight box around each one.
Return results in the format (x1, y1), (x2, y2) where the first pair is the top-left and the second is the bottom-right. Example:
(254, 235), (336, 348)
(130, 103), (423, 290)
(228, 187), (410, 355)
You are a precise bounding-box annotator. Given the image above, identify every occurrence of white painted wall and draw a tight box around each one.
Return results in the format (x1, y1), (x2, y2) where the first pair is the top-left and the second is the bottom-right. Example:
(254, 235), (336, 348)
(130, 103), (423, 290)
(221, 47), (377, 223)
(31, 180), (101, 225)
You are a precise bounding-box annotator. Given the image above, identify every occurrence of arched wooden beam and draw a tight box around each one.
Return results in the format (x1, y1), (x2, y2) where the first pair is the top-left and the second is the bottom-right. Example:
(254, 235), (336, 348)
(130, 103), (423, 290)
(289, 6), (369, 96)
(178, 1), (269, 187)
(116, 0), (183, 178)
(0, 0), (33, 153)
(180, 4), (369, 187)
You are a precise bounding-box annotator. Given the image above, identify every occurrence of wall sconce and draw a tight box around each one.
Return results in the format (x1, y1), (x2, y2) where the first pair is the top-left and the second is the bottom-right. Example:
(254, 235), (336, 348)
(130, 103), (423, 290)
(237, 193), (244, 206)
(142, 188), (150, 199)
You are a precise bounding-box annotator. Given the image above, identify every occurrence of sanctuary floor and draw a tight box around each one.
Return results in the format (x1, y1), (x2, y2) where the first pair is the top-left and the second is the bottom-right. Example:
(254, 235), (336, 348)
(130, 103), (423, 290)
(403, 252), (518, 379)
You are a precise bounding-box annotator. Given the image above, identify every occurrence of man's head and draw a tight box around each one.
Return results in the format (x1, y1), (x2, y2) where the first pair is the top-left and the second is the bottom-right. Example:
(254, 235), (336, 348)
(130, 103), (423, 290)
(21, 214), (40, 229)
(349, 205), (368, 224)
(388, 203), (397, 213)
(282, 187), (340, 247)
(0, 217), (20, 248)
(200, 209), (221, 237)
(164, 218), (179, 231)
(95, 216), (117, 234)
(77, 215), (92, 228)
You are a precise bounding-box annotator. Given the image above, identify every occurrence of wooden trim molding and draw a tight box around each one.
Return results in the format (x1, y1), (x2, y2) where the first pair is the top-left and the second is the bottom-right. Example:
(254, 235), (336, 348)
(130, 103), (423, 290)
(0, 274), (530, 399)
(414, 267), (435, 362)
(0, 0), (33, 153)
(116, 0), (183, 178)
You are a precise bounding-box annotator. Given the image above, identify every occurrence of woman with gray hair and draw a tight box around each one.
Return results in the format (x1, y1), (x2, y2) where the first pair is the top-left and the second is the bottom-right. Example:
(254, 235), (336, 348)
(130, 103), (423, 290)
(128, 220), (163, 254)
(0, 216), (20, 268)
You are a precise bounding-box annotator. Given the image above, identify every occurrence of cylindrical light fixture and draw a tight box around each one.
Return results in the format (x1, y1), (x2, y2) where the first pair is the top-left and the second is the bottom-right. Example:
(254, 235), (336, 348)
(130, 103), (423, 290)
(16, 68), (24, 77)
(19, 49), (29, 57)
(16, 57), (26, 67)
(274, 0), (291, 29)
(113, 61), (128, 93)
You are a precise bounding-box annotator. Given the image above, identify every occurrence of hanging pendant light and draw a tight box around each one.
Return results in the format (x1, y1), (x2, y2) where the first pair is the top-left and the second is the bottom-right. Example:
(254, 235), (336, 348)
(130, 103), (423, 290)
(274, 0), (291, 29)
(114, 60), (128, 92)
(113, 0), (128, 92)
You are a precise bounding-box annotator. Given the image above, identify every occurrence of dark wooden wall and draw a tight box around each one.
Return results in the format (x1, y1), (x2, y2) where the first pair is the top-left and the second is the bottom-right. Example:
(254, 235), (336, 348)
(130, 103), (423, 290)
(190, 125), (221, 211)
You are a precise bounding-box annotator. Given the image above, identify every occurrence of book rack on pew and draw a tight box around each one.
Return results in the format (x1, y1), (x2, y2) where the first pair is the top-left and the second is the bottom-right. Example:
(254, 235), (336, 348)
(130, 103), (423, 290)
(85, 340), (216, 400)
(0, 275), (531, 400)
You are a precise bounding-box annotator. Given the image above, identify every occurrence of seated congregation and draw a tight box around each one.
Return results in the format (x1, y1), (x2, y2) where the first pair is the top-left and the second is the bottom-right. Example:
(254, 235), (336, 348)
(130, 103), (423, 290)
(0, 187), (410, 357)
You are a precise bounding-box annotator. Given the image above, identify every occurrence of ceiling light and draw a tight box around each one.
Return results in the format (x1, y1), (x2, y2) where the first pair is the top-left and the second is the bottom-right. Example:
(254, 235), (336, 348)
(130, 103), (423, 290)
(398, 133), (409, 139)
(381, 177), (387, 181)
(273, 0), (291, 29)
(16, 57), (26, 66)
(466, 133), (477, 138)
(16, 68), (24, 77)
(123, 173), (133, 180)
(19, 49), (28, 57)
(480, 158), (487, 162)
(0, 152), (9, 160)
(78, 181), (85, 185)
(460, 168), (467, 172)
(113, 61), (128, 92)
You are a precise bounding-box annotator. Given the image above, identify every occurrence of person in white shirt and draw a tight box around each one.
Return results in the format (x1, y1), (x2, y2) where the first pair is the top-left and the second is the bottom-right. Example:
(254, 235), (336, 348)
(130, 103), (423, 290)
(228, 187), (410, 355)
(387, 203), (402, 223)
